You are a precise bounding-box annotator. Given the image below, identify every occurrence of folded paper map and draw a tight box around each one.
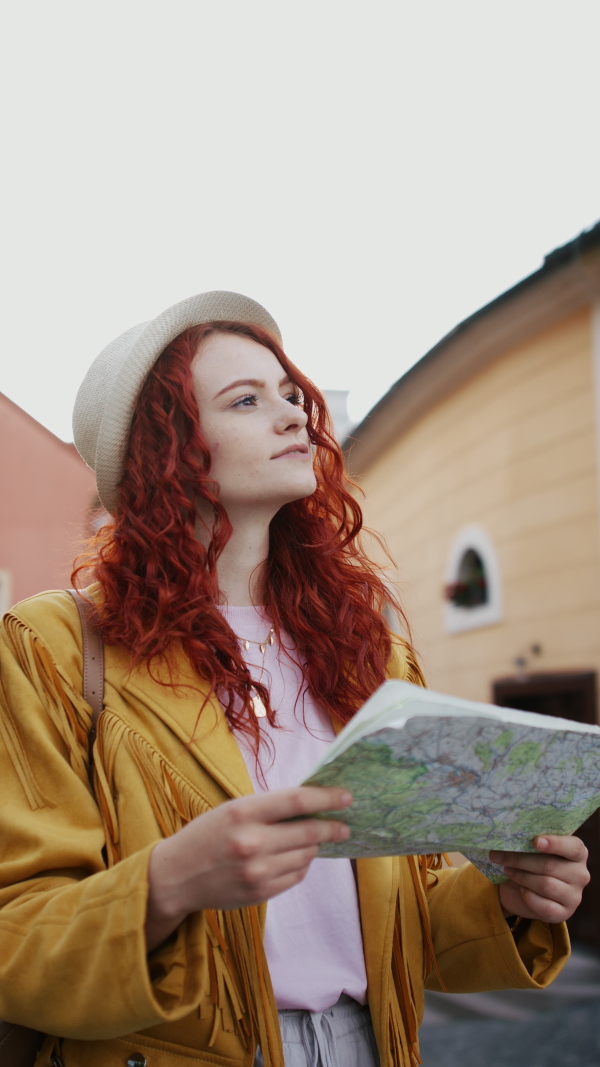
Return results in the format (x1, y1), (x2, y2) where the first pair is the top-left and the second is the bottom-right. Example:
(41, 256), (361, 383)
(302, 680), (600, 882)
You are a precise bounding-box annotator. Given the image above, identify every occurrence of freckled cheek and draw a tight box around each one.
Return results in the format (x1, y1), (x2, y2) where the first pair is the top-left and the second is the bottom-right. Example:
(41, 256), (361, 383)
(209, 438), (262, 484)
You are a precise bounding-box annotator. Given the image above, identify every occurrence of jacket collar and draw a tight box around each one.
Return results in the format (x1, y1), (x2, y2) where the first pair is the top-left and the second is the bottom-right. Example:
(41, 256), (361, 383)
(107, 644), (255, 800)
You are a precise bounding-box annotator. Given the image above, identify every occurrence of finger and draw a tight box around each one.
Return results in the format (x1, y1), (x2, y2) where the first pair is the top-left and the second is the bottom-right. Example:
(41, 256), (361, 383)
(502, 866), (577, 908)
(245, 844), (324, 888)
(499, 878), (572, 924)
(260, 815), (351, 856)
(491, 850), (544, 873)
(230, 787), (353, 827)
(230, 816), (350, 867)
(493, 851), (585, 883)
(533, 835), (588, 862)
(232, 845), (327, 906)
(517, 884), (574, 924)
(498, 880), (533, 919)
(253, 864), (315, 903)
(491, 846), (590, 890)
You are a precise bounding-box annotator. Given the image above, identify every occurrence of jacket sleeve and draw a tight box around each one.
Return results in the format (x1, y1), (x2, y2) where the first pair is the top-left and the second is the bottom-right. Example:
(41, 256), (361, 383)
(425, 862), (570, 992)
(0, 598), (208, 1040)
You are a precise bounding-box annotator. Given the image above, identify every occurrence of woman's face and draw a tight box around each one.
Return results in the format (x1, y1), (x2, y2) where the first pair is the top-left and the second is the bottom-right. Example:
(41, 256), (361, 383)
(191, 331), (317, 517)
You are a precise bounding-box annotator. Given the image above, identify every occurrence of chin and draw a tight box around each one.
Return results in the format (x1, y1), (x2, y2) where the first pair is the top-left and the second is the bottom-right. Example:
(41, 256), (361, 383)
(270, 475), (315, 507)
(288, 480), (318, 504)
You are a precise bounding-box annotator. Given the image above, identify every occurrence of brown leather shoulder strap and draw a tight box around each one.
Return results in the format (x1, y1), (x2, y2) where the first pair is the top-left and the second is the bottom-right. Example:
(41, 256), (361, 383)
(67, 589), (104, 788)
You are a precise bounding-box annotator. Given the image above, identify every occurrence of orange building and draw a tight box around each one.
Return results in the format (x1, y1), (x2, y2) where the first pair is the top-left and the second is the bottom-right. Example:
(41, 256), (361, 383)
(347, 222), (600, 709)
(346, 221), (600, 947)
(0, 393), (96, 610)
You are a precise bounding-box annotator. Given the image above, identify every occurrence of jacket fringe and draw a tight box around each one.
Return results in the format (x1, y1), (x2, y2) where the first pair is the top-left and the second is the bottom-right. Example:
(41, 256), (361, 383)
(407, 856), (446, 990)
(390, 919), (420, 1067)
(94, 715), (284, 1064)
(1, 615), (92, 807)
(202, 911), (249, 1045)
(93, 711), (211, 866)
(399, 643), (427, 689)
(214, 909), (283, 1066)
(388, 854), (450, 1067)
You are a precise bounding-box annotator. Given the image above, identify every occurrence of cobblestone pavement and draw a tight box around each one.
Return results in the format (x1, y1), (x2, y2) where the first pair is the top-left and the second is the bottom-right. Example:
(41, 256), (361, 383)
(419, 946), (600, 1066)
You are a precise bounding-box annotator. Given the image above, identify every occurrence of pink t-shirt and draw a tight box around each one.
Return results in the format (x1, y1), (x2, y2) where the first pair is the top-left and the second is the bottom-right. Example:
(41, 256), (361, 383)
(218, 605), (368, 1011)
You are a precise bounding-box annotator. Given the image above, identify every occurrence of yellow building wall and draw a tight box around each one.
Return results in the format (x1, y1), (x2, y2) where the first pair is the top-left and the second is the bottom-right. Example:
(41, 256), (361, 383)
(359, 309), (600, 708)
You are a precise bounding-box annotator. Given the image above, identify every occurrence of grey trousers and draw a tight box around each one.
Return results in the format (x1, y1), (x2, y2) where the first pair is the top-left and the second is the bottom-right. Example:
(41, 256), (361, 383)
(254, 995), (380, 1067)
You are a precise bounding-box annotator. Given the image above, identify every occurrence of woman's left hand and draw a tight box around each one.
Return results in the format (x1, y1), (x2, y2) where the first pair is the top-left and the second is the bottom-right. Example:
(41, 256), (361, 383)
(490, 835), (590, 924)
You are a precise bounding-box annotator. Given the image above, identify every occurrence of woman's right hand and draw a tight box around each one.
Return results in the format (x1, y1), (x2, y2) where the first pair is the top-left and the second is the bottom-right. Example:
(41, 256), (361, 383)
(145, 786), (352, 951)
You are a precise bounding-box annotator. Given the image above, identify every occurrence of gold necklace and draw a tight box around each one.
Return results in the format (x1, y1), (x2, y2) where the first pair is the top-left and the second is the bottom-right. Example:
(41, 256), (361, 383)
(238, 626), (275, 718)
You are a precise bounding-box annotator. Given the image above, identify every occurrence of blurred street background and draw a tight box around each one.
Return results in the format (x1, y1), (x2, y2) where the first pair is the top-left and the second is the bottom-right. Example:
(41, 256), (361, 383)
(1, 2), (600, 1063)
(420, 945), (600, 1065)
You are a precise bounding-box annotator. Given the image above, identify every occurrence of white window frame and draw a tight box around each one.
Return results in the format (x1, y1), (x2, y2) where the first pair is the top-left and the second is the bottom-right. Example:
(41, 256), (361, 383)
(444, 525), (503, 634)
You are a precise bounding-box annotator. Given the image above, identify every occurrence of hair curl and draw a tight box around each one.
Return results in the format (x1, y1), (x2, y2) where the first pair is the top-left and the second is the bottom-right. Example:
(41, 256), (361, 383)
(73, 321), (413, 750)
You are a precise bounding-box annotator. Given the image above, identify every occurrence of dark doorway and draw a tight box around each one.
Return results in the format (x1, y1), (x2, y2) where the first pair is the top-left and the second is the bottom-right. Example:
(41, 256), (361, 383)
(492, 672), (599, 951)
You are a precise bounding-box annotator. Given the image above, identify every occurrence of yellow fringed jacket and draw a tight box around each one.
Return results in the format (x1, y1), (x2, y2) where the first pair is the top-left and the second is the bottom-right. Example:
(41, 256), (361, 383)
(0, 591), (569, 1066)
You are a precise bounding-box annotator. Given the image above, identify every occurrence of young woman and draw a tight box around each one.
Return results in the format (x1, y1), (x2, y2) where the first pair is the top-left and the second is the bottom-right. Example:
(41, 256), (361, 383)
(0, 291), (589, 1067)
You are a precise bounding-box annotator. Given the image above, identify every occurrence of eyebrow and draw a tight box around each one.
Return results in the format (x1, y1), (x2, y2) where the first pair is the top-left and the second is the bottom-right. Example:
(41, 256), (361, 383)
(212, 374), (293, 400)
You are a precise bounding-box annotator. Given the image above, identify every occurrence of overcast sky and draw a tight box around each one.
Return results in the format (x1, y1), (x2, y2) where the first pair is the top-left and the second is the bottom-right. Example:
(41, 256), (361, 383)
(1, 0), (599, 441)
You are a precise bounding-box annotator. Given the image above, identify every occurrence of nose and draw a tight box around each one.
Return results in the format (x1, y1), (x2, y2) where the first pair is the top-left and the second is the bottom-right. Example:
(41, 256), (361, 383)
(274, 398), (309, 433)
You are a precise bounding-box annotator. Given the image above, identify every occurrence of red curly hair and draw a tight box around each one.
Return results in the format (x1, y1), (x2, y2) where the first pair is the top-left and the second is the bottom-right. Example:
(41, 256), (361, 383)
(74, 321), (412, 749)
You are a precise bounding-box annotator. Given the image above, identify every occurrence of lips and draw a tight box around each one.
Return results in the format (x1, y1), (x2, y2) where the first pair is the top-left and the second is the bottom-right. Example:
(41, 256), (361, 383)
(271, 443), (310, 459)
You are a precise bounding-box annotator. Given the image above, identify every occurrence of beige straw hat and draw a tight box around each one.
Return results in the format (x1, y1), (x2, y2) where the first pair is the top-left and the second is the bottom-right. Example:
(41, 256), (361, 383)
(73, 290), (281, 515)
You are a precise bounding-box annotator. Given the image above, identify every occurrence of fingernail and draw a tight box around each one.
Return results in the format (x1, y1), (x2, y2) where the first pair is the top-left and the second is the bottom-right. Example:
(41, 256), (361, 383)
(341, 792), (353, 806)
(339, 824), (351, 840)
(536, 837), (549, 850)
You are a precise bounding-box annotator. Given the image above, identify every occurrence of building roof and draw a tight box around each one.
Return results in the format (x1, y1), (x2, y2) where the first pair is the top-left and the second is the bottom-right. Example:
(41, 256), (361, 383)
(0, 391), (80, 457)
(345, 221), (600, 475)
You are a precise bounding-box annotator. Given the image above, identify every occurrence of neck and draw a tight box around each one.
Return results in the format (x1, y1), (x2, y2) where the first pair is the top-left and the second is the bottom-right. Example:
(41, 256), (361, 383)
(197, 507), (273, 606)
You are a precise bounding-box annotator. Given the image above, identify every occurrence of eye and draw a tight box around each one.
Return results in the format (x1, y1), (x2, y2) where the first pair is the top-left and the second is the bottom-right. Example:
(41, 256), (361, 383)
(232, 393), (259, 409)
(285, 389), (301, 406)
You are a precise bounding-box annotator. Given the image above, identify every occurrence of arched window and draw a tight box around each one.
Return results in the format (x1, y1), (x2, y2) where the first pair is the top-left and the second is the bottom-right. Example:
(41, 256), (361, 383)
(444, 526), (502, 634)
(448, 548), (488, 608)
